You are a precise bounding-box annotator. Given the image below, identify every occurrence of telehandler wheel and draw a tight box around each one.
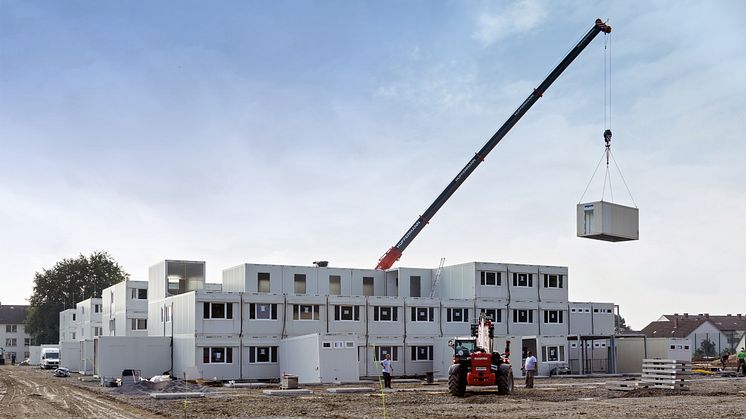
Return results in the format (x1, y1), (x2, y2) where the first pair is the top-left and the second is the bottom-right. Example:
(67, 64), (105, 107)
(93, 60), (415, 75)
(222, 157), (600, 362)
(448, 365), (466, 397)
(496, 368), (514, 395)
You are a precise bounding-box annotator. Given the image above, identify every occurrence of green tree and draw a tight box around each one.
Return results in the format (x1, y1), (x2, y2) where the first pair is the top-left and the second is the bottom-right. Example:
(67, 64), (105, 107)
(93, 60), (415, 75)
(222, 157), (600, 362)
(698, 338), (717, 358)
(25, 251), (129, 344)
(615, 314), (633, 333)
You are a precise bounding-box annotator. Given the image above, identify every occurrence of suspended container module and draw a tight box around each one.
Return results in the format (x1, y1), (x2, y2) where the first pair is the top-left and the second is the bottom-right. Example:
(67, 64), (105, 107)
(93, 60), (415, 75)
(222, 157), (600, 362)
(577, 201), (638, 242)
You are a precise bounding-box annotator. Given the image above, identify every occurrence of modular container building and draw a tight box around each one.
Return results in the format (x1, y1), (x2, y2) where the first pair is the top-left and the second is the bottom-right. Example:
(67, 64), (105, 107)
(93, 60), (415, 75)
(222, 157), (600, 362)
(279, 333), (359, 384)
(577, 201), (639, 242)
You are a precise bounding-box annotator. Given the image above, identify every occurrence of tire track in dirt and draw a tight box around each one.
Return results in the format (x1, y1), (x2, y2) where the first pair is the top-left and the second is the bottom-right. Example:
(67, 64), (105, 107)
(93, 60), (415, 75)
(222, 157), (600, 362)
(0, 366), (156, 418)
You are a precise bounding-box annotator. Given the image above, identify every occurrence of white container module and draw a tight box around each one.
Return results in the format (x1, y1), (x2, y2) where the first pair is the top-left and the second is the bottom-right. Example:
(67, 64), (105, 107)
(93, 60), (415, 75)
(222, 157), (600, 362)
(577, 201), (639, 242)
(279, 333), (359, 384)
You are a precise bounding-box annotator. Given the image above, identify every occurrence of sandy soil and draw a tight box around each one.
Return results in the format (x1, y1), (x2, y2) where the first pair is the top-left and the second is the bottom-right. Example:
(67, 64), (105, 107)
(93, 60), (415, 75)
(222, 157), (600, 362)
(2, 365), (745, 418)
(0, 365), (157, 418)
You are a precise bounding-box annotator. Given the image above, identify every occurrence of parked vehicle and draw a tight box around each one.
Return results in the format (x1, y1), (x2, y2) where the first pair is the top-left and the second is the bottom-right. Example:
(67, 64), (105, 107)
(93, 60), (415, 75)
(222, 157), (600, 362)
(53, 367), (70, 377)
(40, 347), (60, 369)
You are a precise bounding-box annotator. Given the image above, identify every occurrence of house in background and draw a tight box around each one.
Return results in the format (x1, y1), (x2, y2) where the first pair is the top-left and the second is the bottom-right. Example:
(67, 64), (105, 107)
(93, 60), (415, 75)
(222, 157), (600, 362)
(641, 313), (746, 358)
(0, 304), (33, 362)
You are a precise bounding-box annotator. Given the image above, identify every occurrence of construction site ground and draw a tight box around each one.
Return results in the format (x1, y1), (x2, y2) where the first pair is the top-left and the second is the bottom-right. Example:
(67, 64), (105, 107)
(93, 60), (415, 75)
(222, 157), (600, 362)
(1, 365), (745, 418)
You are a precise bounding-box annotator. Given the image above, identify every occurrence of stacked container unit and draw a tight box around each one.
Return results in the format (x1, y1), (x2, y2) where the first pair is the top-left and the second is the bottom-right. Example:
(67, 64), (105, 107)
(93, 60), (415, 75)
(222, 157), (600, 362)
(404, 296), (439, 375)
(102, 280), (149, 337)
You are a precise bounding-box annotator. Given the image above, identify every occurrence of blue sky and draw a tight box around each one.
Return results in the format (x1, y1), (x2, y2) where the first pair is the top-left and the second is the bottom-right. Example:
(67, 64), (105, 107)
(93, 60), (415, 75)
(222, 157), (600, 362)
(1, 0), (744, 329)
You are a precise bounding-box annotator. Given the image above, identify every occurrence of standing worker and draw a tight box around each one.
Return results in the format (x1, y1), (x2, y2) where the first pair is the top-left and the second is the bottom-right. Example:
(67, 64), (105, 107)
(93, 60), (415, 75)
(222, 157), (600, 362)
(738, 348), (746, 375)
(380, 353), (393, 389)
(524, 351), (538, 388)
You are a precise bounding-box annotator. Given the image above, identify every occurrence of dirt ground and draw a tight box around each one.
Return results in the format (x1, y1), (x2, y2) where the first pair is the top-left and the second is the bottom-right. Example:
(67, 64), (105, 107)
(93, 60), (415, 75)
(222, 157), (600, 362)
(2, 365), (745, 418)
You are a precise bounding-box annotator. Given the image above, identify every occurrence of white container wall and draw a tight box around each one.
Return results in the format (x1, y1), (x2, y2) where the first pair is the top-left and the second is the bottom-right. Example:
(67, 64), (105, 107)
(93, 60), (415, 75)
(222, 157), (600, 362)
(243, 335), (282, 380)
(280, 333), (359, 384)
(403, 336), (435, 375)
(577, 201), (639, 242)
(28, 346), (41, 365)
(59, 341), (80, 371)
(94, 336), (171, 379)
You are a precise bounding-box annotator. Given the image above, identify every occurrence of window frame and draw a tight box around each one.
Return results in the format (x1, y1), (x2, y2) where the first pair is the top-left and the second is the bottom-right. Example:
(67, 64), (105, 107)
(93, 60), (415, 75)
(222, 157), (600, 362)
(329, 275), (342, 295)
(543, 274), (563, 289)
(512, 273), (533, 287)
(373, 306), (398, 322)
(542, 345), (565, 363)
(334, 305), (360, 321)
(410, 345), (434, 361)
(257, 272), (271, 293)
(480, 271), (501, 286)
(249, 303), (278, 320)
(411, 307), (435, 322)
(203, 302), (233, 320)
(248, 346), (278, 364)
(543, 310), (564, 324)
(446, 308), (469, 323)
(293, 304), (320, 321)
(131, 318), (148, 330)
(512, 309), (534, 324)
(294, 274), (307, 294)
(202, 347), (234, 364)
(375, 346), (399, 361)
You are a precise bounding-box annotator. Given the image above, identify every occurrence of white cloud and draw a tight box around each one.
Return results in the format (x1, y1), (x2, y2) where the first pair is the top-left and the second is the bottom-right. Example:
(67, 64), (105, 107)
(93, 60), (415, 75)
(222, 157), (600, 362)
(474, 0), (548, 46)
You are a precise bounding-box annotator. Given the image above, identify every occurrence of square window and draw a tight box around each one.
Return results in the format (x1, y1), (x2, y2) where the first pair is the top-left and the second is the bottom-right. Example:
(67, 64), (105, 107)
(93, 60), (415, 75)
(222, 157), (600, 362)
(513, 273), (532, 287)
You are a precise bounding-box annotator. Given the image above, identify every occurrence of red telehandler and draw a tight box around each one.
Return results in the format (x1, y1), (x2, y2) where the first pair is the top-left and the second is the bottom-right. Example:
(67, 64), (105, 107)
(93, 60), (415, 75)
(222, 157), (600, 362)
(375, 19), (612, 270)
(448, 313), (513, 397)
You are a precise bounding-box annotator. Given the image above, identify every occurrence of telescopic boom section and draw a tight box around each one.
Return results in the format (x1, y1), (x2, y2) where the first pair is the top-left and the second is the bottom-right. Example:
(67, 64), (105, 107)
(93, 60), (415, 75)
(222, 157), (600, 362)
(375, 19), (611, 270)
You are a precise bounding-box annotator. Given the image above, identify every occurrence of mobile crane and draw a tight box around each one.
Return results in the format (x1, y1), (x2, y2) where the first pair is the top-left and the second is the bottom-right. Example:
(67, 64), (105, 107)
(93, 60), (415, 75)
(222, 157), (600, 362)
(375, 19), (612, 270)
(448, 313), (512, 397)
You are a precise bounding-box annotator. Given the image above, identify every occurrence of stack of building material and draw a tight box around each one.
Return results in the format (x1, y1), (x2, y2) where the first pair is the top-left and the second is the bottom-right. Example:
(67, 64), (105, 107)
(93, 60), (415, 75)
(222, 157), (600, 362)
(606, 379), (638, 391)
(640, 359), (691, 390)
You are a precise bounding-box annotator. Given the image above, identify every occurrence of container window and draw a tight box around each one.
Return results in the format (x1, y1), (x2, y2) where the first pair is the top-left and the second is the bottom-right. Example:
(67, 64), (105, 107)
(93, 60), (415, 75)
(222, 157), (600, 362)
(294, 304), (320, 321)
(322, 342), (332, 349)
(376, 346), (398, 361)
(294, 274), (307, 294)
(374, 306), (398, 322)
(447, 308), (469, 323)
(411, 346), (433, 361)
(257, 272), (271, 293)
(251, 303), (277, 320)
(480, 271), (501, 286)
(329, 275), (341, 295)
(335, 305), (360, 321)
(512, 273), (533, 287)
(249, 346), (278, 364)
(513, 309), (533, 324)
(543, 274), (563, 288)
(409, 276), (421, 297)
(362, 277), (374, 296)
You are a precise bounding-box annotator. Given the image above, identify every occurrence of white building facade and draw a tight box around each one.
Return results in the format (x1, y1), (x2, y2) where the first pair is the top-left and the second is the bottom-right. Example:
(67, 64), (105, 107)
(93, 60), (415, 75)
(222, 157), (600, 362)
(62, 259), (616, 380)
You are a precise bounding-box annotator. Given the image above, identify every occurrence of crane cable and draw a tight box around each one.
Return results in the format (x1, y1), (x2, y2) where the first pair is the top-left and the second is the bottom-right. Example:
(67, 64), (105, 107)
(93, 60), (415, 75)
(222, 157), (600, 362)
(578, 26), (637, 207)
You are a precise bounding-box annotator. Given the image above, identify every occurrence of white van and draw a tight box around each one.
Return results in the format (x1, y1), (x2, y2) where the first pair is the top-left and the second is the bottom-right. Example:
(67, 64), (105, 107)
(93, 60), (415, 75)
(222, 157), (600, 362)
(40, 347), (60, 369)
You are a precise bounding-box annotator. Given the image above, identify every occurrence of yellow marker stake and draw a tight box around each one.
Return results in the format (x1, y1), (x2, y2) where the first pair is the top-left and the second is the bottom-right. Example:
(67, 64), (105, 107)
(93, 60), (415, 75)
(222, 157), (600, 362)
(183, 372), (188, 418)
(372, 344), (387, 419)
